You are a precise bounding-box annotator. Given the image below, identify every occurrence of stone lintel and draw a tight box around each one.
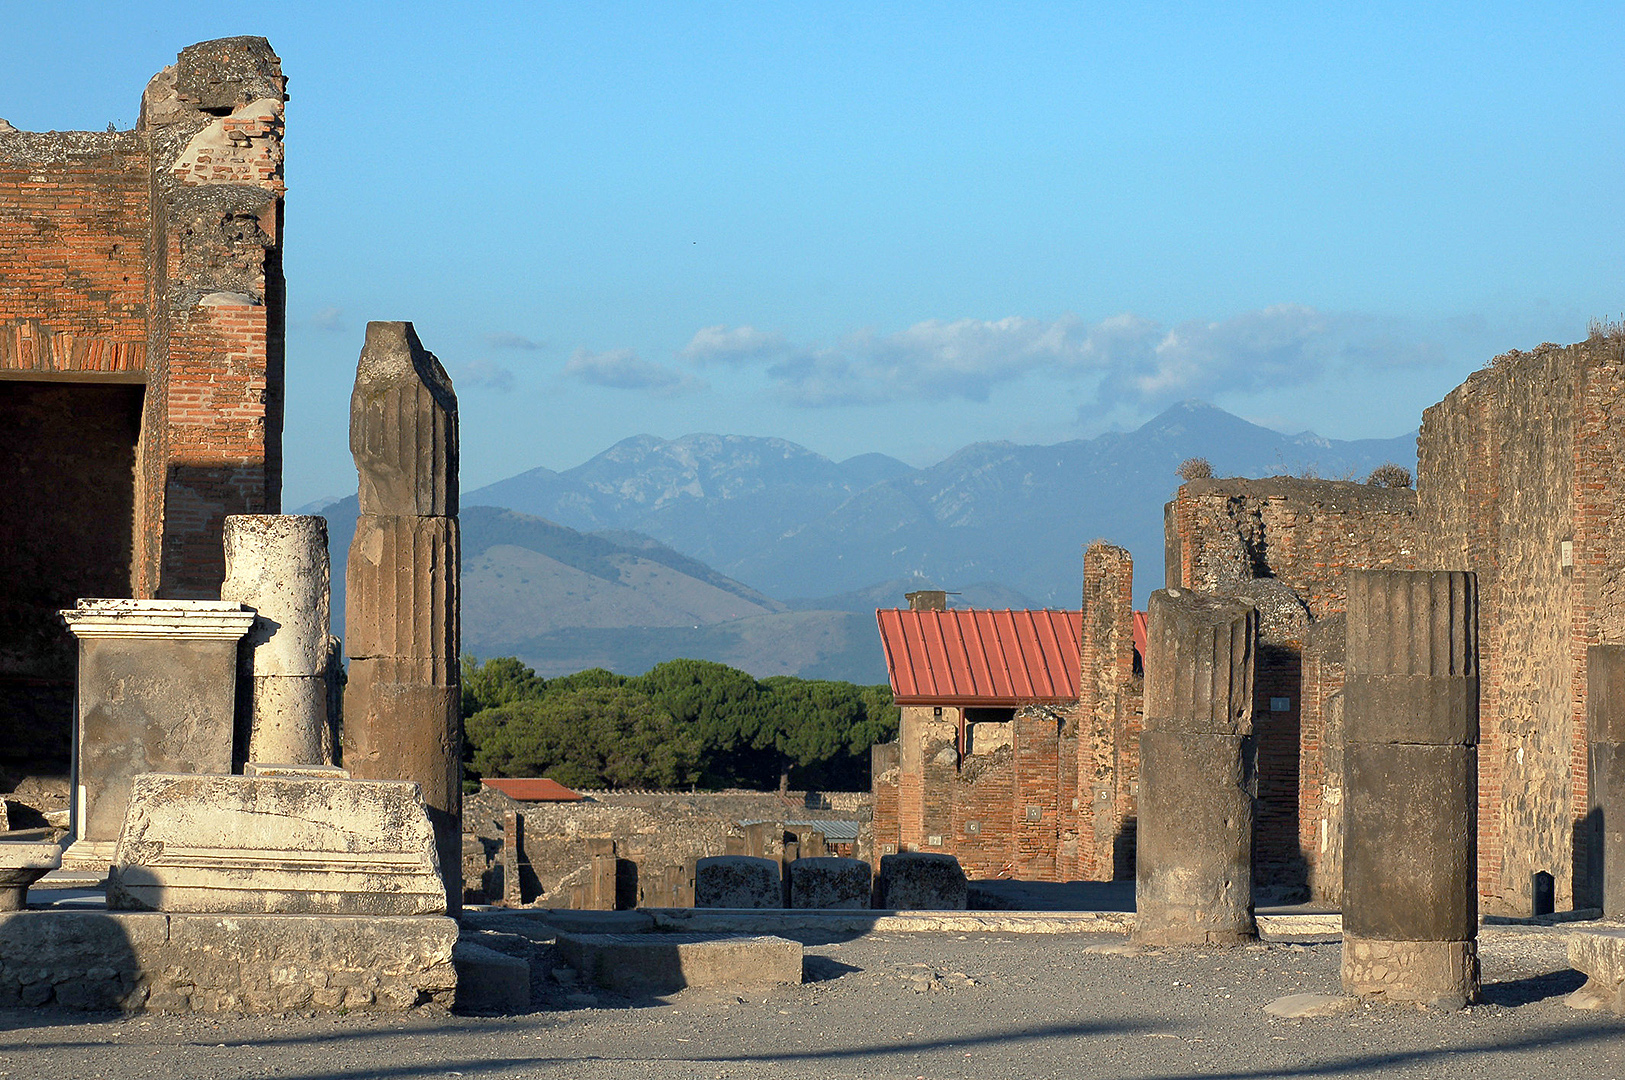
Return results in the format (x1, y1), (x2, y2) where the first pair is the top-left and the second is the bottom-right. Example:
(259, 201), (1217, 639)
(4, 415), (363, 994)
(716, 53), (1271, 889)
(60, 599), (255, 640)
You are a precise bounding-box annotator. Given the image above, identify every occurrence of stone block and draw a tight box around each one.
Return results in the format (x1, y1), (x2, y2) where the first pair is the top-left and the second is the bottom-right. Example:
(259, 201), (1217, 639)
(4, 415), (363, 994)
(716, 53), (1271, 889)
(1590, 646), (1625, 746)
(1134, 730), (1256, 945)
(1343, 743), (1477, 941)
(1341, 936), (1478, 1007)
(351, 321), (459, 517)
(106, 773), (446, 915)
(1343, 674), (1477, 746)
(789, 857), (871, 909)
(1143, 589), (1257, 735)
(59, 600), (255, 860)
(1568, 928), (1625, 1013)
(878, 852), (968, 910)
(555, 932), (802, 994)
(453, 940), (531, 1013)
(1587, 742), (1625, 915)
(162, 913), (458, 1012)
(0, 839), (61, 910)
(694, 856), (780, 908)
(1345, 570), (1476, 682)
(343, 514), (460, 661)
(220, 514), (331, 676)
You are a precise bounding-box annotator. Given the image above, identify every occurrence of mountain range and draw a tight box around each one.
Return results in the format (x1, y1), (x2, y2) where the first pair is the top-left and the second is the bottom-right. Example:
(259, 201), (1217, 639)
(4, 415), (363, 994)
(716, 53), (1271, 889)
(319, 401), (1416, 682)
(466, 401), (1416, 605)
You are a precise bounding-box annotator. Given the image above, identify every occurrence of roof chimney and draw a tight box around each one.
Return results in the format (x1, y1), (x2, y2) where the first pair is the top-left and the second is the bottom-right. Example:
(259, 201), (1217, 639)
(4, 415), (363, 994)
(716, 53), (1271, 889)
(906, 589), (948, 612)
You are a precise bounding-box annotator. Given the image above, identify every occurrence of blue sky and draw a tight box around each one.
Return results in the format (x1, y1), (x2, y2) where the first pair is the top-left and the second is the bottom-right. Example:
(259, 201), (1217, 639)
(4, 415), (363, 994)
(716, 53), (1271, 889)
(6, 3), (1622, 508)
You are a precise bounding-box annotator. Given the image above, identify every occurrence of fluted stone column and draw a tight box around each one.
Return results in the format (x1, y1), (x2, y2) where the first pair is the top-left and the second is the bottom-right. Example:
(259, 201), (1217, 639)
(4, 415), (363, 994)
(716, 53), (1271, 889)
(220, 515), (332, 767)
(343, 321), (462, 914)
(1342, 569), (1479, 1007)
(1134, 588), (1259, 946)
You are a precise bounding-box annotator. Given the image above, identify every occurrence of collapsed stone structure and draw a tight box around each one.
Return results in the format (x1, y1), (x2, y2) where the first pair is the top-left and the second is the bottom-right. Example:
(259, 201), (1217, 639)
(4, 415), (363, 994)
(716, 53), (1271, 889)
(0, 37), (287, 781)
(870, 563), (1143, 883)
(874, 330), (1625, 921)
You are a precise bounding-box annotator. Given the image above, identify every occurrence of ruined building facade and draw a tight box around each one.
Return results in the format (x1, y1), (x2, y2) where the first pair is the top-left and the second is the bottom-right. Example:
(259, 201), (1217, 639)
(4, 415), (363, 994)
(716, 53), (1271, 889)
(875, 333), (1625, 917)
(0, 38), (286, 771)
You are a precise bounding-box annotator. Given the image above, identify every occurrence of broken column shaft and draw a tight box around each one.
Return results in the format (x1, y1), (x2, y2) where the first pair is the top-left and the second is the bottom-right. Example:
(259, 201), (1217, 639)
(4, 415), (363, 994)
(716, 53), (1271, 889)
(1342, 569), (1479, 1007)
(1134, 588), (1259, 946)
(220, 514), (332, 767)
(342, 321), (462, 915)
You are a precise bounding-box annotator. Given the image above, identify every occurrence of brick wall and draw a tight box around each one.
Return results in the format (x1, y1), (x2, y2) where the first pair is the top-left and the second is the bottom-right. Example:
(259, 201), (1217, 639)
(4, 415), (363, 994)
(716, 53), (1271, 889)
(1414, 334), (1625, 914)
(0, 37), (286, 770)
(1166, 477), (1422, 896)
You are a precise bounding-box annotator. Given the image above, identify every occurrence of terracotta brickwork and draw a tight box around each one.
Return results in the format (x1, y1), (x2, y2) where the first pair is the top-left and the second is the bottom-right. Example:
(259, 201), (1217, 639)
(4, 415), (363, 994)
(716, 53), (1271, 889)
(870, 547), (1144, 884)
(0, 38), (286, 772)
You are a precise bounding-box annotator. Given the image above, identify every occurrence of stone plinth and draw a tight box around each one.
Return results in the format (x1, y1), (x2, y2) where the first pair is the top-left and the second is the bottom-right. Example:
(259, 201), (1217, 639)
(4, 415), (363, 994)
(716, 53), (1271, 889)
(556, 932), (802, 994)
(106, 773), (446, 916)
(1568, 928), (1625, 1013)
(58, 599), (255, 873)
(0, 839), (62, 910)
(0, 910), (457, 1012)
(1341, 569), (1479, 1007)
(694, 856), (780, 909)
(1134, 588), (1258, 946)
(789, 857), (871, 909)
(344, 321), (462, 915)
(877, 852), (968, 910)
(220, 515), (333, 767)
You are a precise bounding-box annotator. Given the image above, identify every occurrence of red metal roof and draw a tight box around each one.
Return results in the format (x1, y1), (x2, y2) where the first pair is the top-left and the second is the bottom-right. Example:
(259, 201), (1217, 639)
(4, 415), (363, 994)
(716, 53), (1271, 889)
(1133, 610), (1148, 661)
(875, 608), (1082, 706)
(482, 777), (584, 802)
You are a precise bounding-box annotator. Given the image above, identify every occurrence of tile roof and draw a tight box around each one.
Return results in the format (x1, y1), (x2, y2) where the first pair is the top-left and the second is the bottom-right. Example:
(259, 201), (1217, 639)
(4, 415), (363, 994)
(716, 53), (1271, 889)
(481, 777), (585, 802)
(875, 608), (1083, 705)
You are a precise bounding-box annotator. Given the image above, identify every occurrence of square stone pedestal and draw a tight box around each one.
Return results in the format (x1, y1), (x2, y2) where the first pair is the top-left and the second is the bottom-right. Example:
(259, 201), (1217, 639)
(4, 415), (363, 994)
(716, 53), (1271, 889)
(58, 600), (255, 874)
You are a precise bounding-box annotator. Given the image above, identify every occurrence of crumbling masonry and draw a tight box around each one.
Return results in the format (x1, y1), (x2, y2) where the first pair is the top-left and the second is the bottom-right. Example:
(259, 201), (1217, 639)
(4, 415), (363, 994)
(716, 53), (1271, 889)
(0, 38), (286, 777)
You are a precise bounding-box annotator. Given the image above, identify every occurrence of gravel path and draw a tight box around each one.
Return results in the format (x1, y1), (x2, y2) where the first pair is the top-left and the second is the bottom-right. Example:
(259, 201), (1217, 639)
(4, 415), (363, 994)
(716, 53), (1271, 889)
(1, 926), (1619, 1080)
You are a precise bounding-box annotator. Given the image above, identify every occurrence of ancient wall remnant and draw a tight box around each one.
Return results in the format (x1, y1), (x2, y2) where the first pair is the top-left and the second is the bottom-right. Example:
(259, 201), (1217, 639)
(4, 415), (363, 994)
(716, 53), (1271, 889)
(1341, 570), (1480, 1007)
(342, 321), (462, 914)
(0, 37), (287, 778)
(1584, 646), (1625, 915)
(1165, 477), (1422, 898)
(1413, 333), (1625, 915)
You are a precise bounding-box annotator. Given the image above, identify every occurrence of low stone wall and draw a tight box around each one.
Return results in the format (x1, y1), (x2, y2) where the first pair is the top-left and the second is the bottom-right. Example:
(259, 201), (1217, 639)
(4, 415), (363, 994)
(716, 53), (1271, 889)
(0, 910), (457, 1012)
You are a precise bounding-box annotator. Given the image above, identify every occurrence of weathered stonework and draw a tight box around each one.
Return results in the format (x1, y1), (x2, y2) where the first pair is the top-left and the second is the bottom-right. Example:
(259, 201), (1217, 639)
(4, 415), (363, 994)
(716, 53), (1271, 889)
(788, 857), (871, 909)
(694, 855), (780, 909)
(106, 772), (446, 916)
(1134, 589), (1258, 946)
(1341, 569), (1479, 1007)
(878, 852), (968, 910)
(343, 321), (462, 914)
(1585, 645), (1625, 914)
(0, 910), (456, 1012)
(220, 514), (332, 766)
(0, 36), (287, 781)
(58, 599), (255, 871)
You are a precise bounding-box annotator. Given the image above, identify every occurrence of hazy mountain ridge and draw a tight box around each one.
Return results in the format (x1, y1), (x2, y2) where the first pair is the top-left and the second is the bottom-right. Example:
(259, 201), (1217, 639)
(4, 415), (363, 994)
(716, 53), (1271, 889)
(313, 401), (1416, 681)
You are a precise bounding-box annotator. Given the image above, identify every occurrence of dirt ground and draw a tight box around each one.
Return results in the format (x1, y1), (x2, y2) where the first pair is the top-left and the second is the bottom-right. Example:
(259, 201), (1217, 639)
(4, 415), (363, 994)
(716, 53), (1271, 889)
(1, 923), (1619, 1080)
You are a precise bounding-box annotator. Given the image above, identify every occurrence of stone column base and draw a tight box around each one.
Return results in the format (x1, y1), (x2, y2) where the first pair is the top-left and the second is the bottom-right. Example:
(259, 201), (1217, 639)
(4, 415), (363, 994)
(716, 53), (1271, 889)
(1341, 936), (1479, 1007)
(1133, 921), (1257, 947)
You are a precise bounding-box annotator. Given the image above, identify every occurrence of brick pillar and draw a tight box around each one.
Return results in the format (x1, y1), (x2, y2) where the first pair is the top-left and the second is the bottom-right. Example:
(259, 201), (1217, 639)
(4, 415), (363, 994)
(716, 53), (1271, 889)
(1134, 588), (1258, 946)
(1012, 707), (1060, 879)
(1342, 570), (1479, 1007)
(1585, 646), (1625, 914)
(1078, 542), (1135, 880)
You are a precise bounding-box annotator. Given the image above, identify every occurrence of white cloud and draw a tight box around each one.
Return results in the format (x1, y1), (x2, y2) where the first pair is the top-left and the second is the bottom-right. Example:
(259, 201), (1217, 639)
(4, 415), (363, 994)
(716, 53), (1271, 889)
(563, 347), (706, 398)
(308, 306), (345, 332)
(486, 331), (545, 351)
(682, 306), (1448, 409)
(458, 358), (516, 392)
